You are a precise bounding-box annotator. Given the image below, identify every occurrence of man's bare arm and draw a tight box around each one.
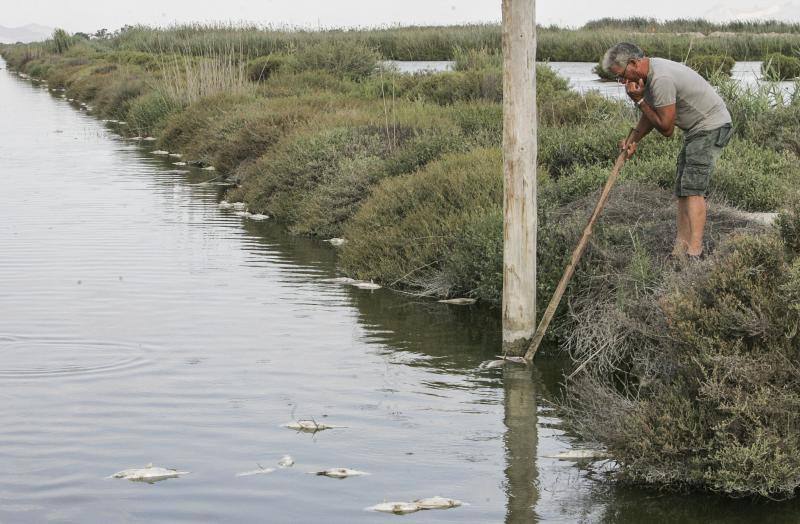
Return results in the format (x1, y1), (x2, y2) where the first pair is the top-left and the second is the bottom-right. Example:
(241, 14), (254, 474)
(639, 101), (676, 137)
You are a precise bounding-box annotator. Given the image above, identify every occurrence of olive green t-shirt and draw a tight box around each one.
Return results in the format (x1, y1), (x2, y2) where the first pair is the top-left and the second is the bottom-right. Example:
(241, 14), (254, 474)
(643, 57), (732, 136)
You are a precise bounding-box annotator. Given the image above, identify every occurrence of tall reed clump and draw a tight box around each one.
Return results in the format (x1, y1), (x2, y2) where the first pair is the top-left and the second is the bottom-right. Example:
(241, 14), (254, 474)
(50, 28), (76, 54)
(158, 50), (252, 105)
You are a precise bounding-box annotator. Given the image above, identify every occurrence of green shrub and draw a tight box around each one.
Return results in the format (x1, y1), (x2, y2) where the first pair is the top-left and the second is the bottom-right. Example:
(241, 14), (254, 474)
(567, 232), (800, 498)
(686, 54), (735, 79)
(231, 126), (391, 235)
(712, 139), (800, 211)
(126, 91), (182, 136)
(109, 51), (159, 70)
(593, 60), (616, 81)
(339, 148), (504, 298)
(157, 92), (253, 161)
(92, 74), (147, 119)
(761, 52), (800, 80)
(246, 54), (287, 82)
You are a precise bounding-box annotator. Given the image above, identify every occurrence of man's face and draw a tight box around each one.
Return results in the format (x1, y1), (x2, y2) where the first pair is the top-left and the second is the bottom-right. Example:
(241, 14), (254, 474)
(609, 60), (639, 84)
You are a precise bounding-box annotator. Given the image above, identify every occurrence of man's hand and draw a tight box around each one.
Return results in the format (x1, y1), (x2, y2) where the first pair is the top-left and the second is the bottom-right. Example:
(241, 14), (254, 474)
(626, 79), (645, 103)
(619, 138), (638, 159)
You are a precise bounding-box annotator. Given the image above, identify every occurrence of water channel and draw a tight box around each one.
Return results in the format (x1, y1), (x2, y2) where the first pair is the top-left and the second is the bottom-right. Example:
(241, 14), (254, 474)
(2, 58), (800, 523)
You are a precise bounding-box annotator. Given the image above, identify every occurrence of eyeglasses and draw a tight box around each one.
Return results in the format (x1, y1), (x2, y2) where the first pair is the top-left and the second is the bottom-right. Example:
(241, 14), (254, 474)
(616, 62), (631, 84)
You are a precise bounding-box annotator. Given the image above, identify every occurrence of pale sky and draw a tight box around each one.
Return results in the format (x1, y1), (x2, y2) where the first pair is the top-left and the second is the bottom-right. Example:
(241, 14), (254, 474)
(4, 1), (800, 33)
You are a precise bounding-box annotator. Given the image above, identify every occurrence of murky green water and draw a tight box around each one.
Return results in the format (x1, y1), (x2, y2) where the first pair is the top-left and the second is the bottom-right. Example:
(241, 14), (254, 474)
(2, 59), (799, 523)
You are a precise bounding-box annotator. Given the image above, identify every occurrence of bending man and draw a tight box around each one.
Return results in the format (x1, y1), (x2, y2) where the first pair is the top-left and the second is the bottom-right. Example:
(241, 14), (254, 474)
(602, 42), (733, 259)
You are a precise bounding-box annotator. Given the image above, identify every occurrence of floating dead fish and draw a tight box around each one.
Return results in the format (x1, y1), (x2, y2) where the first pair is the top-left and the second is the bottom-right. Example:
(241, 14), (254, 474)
(172, 161), (187, 166)
(354, 280), (381, 290)
(249, 213), (269, 221)
(545, 449), (609, 460)
(231, 202), (247, 211)
(282, 420), (346, 433)
(479, 360), (506, 369)
(495, 355), (527, 365)
(324, 238), (347, 246)
(218, 201), (234, 209)
(367, 502), (421, 515)
(151, 150), (170, 155)
(315, 468), (369, 479)
(438, 298), (477, 305)
(236, 465), (276, 477)
(109, 463), (189, 483)
(107, 119), (119, 123)
(414, 496), (463, 510)
(326, 277), (359, 284)
(202, 166), (216, 171)
(234, 211), (253, 218)
(143, 136), (157, 141)
(168, 153), (182, 158)
(118, 121), (127, 125)
(278, 455), (294, 468)
(128, 136), (143, 141)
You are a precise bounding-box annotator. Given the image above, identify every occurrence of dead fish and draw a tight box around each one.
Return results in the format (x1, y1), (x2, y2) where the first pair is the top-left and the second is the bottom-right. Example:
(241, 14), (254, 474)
(438, 298), (477, 305)
(545, 449), (609, 460)
(315, 468), (369, 478)
(151, 150), (170, 155)
(234, 211), (252, 218)
(231, 202), (247, 211)
(236, 465), (276, 477)
(218, 201), (234, 210)
(117, 121), (128, 125)
(495, 355), (527, 365)
(128, 136), (143, 141)
(367, 502), (421, 515)
(278, 455), (294, 468)
(326, 277), (359, 284)
(172, 161), (187, 166)
(282, 420), (346, 433)
(479, 360), (506, 369)
(324, 238), (347, 246)
(109, 463), (189, 483)
(143, 136), (157, 141)
(249, 214), (269, 221)
(168, 153), (182, 158)
(354, 280), (381, 290)
(202, 166), (216, 171)
(414, 496), (463, 510)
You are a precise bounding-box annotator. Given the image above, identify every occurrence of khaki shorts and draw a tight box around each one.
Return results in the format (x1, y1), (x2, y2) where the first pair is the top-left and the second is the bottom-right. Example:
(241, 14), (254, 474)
(675, 124), (734, 197)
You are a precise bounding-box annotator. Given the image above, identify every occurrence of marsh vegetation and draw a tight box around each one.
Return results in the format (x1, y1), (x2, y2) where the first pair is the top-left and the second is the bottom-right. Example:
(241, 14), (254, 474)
(3, 18), (800, 499)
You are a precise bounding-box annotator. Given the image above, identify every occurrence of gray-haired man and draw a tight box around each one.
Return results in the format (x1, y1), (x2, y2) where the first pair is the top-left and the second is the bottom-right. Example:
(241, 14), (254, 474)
(602, 42), (733, 259)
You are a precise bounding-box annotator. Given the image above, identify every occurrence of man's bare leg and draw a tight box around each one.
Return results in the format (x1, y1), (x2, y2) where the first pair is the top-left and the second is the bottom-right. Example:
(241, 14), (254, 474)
(686, 195), (707, 256)
(673, 197), (690, 256)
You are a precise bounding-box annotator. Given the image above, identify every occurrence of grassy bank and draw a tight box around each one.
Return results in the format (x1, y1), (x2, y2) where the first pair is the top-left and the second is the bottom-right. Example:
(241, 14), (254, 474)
(3, 22), (800, 498)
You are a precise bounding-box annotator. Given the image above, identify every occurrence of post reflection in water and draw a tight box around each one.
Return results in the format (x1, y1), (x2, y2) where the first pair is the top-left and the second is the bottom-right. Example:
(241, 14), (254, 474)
(503, 365), (540, 524)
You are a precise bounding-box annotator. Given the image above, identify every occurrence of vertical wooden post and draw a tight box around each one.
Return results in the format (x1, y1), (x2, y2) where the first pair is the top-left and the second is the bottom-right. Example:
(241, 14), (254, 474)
(502, 0), (537, 355)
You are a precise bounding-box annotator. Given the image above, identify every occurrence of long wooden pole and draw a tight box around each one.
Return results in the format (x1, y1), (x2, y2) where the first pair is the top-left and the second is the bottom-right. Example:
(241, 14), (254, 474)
(524, 131), (635, 362)
(502, 0), (538, 356)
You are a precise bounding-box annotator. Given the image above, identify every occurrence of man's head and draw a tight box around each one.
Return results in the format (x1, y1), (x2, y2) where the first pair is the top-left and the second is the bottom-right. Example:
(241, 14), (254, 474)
(602, 43), (648, 83)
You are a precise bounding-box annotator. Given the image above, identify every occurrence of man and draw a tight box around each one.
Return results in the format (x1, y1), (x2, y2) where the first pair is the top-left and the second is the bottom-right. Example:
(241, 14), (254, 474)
(602, 43), (733, 259)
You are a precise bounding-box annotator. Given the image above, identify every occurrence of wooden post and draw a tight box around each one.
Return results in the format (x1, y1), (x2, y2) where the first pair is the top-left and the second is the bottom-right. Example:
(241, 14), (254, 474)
(502, 0), (537, 355)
